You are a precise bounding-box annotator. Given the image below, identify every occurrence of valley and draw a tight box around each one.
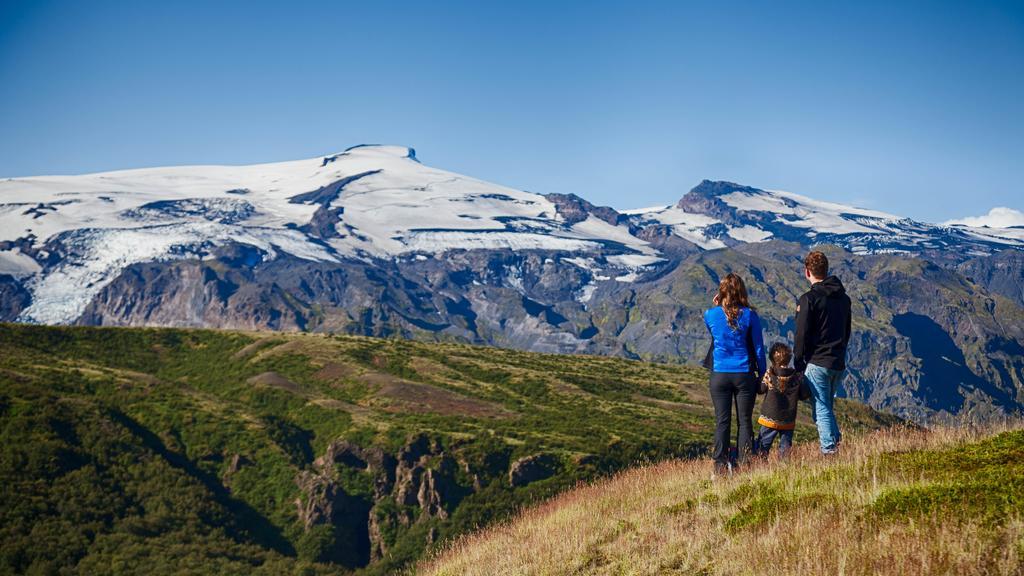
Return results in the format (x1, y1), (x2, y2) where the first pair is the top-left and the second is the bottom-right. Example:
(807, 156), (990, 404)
(0, 324), (898, 574)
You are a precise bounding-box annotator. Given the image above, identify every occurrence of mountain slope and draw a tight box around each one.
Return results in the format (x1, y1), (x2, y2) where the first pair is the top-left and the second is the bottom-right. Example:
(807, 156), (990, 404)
(2, 147), (1024, 422)
(421, 425), (1024, 576)
(0, 324), (901, 574)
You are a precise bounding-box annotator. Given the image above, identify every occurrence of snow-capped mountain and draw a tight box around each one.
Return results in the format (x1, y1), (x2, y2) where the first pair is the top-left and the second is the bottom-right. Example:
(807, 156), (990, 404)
(0, 145), (660, 324)
(1, 145), (1021, 325)
(1, 144), (1023, 422)
(627, 179), (1024, 253)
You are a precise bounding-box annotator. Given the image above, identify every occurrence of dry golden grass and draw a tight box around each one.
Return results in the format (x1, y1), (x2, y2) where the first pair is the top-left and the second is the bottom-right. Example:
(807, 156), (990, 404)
(419, 423), (1024, 576)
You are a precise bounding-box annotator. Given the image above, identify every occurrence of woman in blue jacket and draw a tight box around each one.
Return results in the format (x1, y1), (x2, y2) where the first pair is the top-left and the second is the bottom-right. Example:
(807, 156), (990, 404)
(704, 272), (766, 474)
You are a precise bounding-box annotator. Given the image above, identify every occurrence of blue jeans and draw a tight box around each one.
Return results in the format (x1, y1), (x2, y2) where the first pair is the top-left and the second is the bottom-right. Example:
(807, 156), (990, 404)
(755, 425), (793, 458)
(804, 363), (843, 453)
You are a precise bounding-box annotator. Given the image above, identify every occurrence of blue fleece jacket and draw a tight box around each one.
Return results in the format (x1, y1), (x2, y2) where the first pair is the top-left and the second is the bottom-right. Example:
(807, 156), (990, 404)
(703, 306), (766, 375)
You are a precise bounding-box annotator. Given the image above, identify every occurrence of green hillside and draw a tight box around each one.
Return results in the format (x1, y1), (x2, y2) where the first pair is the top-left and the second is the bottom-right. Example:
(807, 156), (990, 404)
(0, 324), (898, 575)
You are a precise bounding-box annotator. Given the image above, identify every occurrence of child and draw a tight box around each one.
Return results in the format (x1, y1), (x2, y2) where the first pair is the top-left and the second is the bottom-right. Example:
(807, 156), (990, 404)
(755, 342), (811, 458)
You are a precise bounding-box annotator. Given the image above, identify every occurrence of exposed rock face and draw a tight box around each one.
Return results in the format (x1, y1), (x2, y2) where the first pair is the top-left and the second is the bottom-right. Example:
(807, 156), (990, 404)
(294, 434), (467, 567)
(675, 180), (807, 242)
(367, 510), (390, 561)
(289, 170), (381, 240)
(320, 439), (398, 499)
(509, 453), (559, 487)
(676, 180), (752, 221)
(288, 170), (383, 206)
(674, 180), (791, 228)
(545, 192), (626, 227)
(0, 275), (30, 321)
(633, 224), (703, 258)
(958, 250), (1024, 307)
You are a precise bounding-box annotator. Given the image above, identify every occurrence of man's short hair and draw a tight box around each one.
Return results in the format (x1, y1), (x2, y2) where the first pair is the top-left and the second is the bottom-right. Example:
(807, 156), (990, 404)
(804, 251), (829, 278)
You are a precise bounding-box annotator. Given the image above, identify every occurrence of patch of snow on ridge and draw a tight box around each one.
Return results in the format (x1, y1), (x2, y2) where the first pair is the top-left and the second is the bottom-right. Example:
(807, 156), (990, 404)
(568, 215), (656, 255)
(720, 192), (797, 215)
(563, 256), (599, 271)
(401, 231), (599, 253)
(603, 253), (665, 284)
(0, 249), (41, 277)
(728, 225), (772, 243)
(576, 282), (598, 303)
(721, 189), (893, 236)
(696, 237), (728, 250)
(620, 205), (671, 215)
(779, 212), (879, 236)
(636, 207), (720, 228)
(626, 206), (726, 250)
(767, 189), (899, 220)
(606, 253), (664, 268)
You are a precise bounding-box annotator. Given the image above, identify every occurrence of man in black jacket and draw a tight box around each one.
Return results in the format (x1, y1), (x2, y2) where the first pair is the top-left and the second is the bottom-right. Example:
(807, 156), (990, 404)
(794, 251), (851, 454)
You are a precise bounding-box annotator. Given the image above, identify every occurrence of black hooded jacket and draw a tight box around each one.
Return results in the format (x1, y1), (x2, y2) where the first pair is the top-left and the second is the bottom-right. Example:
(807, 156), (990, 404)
(793, 276), (852, 372)
(758, 367), (811, 430)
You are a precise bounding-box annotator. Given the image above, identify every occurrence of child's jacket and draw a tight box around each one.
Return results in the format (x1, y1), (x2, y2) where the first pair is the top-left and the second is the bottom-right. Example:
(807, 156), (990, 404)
(757, 367), (811, 430)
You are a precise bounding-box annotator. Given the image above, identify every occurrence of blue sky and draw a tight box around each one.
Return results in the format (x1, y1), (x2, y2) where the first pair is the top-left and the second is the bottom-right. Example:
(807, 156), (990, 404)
(1, 0), (1022, 222)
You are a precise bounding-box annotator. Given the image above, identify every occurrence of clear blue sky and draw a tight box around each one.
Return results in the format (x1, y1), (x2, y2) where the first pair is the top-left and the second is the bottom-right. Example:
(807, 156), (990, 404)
(1, 0), (1022, 222)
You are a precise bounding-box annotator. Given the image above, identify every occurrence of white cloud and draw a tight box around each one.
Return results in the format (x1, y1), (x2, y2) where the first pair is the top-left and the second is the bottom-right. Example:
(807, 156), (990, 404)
(943, 207), (1024, 229)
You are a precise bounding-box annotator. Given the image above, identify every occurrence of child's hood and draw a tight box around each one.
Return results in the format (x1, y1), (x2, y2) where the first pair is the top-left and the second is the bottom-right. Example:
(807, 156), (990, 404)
(772, 367), (801, 389)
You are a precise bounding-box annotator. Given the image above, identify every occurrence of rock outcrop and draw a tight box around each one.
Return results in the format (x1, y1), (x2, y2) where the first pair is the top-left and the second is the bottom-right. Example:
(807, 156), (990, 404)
(0, 275), (30, 321)
(294, 434), (469, 566)
(508, 453), (559, 487)
(221, 453), (251, 489)
(545, 192), (626, 227)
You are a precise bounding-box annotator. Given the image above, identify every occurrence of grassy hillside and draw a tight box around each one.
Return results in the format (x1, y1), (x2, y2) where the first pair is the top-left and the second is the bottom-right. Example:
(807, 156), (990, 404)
(421, 425), (1024, 576)
(0, 324), (897, 575)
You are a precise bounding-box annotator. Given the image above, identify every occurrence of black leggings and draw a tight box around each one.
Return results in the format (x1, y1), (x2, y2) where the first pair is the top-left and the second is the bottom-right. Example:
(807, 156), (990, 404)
(709, 371), (757, 467)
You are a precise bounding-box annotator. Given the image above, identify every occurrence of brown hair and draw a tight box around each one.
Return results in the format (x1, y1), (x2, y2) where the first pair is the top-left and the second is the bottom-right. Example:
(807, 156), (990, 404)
(770, 342), (792, 369)
(715, 273), (751, 329)
(768, 342), (793, 391)
(804, 251), (829, 279)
